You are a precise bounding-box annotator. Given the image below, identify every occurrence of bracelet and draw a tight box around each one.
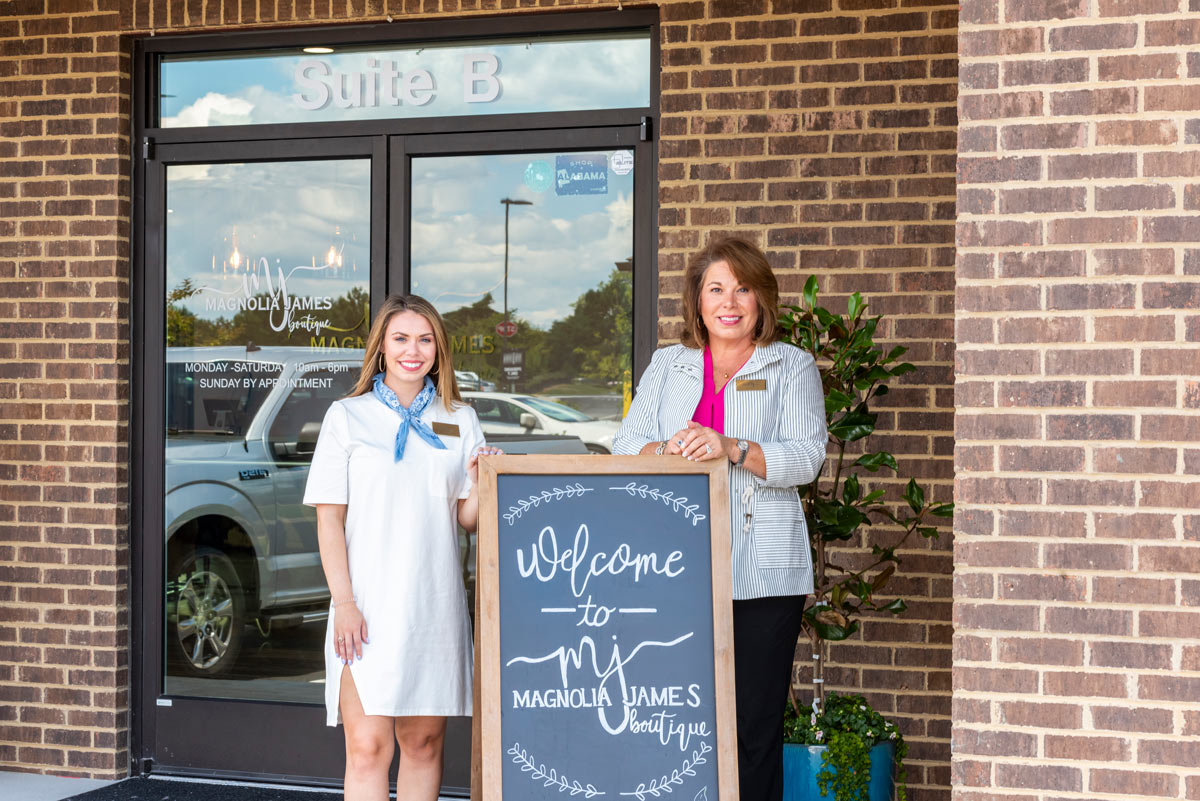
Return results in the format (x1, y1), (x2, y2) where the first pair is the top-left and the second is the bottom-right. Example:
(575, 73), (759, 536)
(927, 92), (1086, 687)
(654, 440), (667, 455)
(332, 598), (356, 608)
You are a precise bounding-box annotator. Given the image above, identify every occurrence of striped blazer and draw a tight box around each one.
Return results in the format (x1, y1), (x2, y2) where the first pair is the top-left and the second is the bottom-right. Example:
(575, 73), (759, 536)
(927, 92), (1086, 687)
(613, 341), (828, 600)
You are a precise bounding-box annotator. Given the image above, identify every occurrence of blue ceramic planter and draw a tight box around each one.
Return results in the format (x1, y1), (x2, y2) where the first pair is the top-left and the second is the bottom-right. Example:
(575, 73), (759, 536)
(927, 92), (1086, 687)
(782, 741), (895, 801)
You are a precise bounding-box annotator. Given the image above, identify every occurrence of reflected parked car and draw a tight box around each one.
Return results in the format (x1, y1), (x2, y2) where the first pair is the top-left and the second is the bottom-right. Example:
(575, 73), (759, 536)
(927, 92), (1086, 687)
(163, 347), (587, 678)
(164, 347), (363, 678)
(455, 370), (481, 390)
(462, 391), (621, 454)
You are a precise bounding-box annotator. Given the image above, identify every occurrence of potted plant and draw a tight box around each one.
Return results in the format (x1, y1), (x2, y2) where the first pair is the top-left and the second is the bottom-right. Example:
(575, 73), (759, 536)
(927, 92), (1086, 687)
(776, 278), (954, 801)
(783, 692), (905, 801)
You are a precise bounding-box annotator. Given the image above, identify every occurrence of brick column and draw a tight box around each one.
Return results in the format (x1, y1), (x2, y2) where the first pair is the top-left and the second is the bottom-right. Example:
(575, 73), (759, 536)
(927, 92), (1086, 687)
(0, 3), (131, 779)
(953, 1), (1200, 799)
(656, 4), (959, 797)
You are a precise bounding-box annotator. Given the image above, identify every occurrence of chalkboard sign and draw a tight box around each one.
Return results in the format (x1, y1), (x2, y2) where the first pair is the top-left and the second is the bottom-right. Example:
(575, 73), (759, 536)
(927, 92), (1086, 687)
(473, 456), (737, 801)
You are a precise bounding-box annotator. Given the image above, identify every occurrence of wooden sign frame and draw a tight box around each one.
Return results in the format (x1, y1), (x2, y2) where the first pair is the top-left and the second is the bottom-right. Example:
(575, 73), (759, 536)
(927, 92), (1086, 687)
(471, 455), (737, 801)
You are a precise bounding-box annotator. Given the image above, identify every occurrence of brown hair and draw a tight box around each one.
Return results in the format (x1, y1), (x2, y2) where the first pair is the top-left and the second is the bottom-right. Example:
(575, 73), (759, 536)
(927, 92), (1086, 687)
(680, 237), (781, 349)
(347, 294), (461, 410)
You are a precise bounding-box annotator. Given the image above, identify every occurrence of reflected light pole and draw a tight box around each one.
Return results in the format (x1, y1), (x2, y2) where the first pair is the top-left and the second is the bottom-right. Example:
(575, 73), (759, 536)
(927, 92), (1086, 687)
(500, 198), (533, 324)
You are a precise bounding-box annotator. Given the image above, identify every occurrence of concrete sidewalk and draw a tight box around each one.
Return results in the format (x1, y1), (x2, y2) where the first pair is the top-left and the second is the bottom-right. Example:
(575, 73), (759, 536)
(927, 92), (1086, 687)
(0, 770), (115, 801)
(0, 771), (463, 801)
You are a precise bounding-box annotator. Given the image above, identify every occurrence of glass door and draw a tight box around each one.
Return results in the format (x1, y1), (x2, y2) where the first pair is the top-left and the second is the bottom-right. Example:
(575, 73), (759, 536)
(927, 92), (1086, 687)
(394, 127), (651, 794)
(139, 137), (386, 781)
(136, 128), (651, 789)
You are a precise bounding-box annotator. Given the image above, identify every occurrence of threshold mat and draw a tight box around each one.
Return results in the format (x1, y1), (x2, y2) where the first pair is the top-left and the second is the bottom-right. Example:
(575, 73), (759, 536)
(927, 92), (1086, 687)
(63, 778), (342, 801)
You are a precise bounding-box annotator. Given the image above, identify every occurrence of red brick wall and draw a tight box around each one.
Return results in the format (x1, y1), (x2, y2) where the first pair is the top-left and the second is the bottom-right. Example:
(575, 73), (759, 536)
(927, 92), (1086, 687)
(0, 1), (131, 778)
(654, 4), (958, 798)
(1, 1), (958, 791)
(953, 1), (1200, 799)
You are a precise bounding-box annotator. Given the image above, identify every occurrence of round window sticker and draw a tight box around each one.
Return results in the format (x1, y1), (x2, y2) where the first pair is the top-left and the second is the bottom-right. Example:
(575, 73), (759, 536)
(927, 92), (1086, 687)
(524, 160), (553, 193)
(609, 150), (634, 176)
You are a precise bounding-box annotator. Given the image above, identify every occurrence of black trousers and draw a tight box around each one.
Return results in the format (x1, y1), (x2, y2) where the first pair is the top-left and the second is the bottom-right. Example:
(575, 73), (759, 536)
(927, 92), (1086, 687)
(733, 594), (807, 801)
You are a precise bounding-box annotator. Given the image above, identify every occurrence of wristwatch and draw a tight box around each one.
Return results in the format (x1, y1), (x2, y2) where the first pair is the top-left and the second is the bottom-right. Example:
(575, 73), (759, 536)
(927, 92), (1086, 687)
(734, 439), (749, 468)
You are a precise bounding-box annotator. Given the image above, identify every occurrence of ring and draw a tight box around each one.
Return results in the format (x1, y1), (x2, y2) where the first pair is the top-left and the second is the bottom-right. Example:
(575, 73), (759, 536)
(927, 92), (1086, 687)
(705, 444), (712, 454)
(337, 636), (345, 642)
(677, 440), (684, 447)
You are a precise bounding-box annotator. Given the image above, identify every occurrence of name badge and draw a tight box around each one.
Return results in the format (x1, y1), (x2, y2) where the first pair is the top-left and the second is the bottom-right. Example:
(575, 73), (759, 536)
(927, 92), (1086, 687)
(736, 378), (766, 392)
(431, 422), (460, 437)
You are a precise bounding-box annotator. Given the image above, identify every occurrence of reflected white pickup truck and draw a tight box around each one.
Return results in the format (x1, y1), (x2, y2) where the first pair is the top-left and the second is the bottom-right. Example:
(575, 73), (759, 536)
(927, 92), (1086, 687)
(164, 346), (586, 677)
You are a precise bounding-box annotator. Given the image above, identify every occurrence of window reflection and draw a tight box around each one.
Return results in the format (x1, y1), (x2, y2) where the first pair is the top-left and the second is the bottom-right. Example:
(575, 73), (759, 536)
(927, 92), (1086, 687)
(163, 160), (369, 702)
(412, 148), (634, 645)
(410, 150), (634, 436)
(159, 32), (651, 128)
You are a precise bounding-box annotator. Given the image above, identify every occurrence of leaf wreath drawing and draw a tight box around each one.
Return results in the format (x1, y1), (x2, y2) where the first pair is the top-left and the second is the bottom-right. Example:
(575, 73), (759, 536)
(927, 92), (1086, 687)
(507, 742), (606, 797)
(503, 484), (594, 525)
(619, 741), (712, 799)
(608, 482), (708, 526)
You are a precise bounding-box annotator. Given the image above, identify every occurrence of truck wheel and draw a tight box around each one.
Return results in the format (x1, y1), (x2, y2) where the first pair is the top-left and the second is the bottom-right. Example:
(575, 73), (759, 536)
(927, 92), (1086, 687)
(168, 547), (245, 678)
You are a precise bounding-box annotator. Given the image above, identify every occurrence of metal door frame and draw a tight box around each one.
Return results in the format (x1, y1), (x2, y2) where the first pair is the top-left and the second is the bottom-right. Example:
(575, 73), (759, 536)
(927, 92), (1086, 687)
(130, 8), (659, 788)
(135, 136), (386, 784)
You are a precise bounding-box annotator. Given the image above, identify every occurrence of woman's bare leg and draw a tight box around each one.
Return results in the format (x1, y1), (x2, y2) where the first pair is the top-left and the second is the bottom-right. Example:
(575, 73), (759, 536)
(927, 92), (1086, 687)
(394, 716), (447, 801)
(340, 670), (395, 801)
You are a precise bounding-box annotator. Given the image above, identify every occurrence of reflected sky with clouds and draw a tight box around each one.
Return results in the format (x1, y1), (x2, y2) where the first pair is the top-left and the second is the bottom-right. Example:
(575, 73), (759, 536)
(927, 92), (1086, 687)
(410, 151), (634, 329)
(166, 152), (633, 333)
(166, 159), (371, 330)
(160, 33), (650, 128)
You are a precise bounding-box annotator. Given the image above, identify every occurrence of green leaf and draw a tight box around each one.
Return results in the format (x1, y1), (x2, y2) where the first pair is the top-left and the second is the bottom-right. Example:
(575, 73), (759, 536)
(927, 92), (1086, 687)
(824, 389), (855, 416)
(864, 365), (893, 382)
(809, 613), (859, 642)
(814, 307), (837, 327)
(853, 452), (898, 472)
(813, 500), (867, 539)
(861, 315), (878, 340)
(871, 564), (895, 591)
(803, 275), (818, 310)
(880, 598), (907, 614)
(903, 478), (925, 513)
(918, 526), (939, 539)
(884, 345), (907, 362)
(842, 474), (861, 504)
(889, 362), (917, 377)
(931, 502), (955, 517)
(861, 488), (886, 504)
(829, 409), (877, 442)
(847, 292), (864, 321)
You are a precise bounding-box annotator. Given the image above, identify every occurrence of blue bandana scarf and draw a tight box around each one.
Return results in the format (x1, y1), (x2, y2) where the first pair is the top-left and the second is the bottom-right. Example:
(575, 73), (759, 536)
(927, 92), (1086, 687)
(371, 373), (446, 461)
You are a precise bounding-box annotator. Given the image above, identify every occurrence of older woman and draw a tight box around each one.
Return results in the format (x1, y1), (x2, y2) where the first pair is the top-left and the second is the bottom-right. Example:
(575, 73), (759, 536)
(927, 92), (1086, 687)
(613, 237), (827, 801)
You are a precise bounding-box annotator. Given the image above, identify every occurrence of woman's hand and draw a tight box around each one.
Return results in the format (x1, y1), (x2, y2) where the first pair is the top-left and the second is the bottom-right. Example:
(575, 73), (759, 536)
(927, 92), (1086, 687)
(677, 421), (734, 462)
(467, 446), (504, 485)
(333, 602), (368, 665)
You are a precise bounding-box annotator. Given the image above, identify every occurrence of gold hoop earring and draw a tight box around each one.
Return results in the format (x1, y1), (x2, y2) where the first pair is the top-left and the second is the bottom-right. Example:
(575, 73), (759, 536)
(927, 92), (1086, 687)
(377, 352), (385, 373)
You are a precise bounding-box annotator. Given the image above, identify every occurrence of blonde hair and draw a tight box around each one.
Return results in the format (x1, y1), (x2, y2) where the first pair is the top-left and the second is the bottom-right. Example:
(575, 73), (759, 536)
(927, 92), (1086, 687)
(681, 237), (781, 349)
(347, 294), (461, 410)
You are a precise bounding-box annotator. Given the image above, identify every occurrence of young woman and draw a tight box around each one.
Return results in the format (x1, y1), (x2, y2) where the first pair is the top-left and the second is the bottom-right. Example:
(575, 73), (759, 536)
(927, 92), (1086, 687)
(304, 294), (500, 801)
(614, 238), (827, 801)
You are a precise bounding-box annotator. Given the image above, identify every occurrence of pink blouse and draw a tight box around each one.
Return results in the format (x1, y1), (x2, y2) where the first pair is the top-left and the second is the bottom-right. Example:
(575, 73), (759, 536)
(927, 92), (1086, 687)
(692, 347), (726, 435)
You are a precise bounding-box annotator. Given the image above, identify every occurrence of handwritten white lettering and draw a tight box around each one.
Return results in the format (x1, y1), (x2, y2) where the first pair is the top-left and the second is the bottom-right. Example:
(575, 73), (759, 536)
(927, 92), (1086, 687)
(512, 687), (613, 709)
(626, 708), (711, 752)
(516, 524), (685, 599)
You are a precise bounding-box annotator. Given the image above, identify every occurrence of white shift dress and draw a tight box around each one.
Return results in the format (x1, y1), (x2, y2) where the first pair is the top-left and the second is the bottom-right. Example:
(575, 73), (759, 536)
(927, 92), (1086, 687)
(302, 392), (485, 726)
